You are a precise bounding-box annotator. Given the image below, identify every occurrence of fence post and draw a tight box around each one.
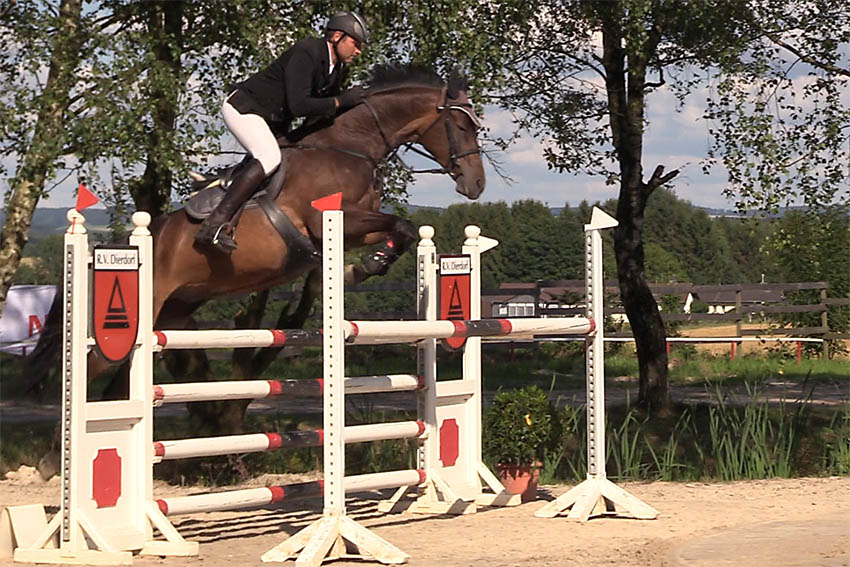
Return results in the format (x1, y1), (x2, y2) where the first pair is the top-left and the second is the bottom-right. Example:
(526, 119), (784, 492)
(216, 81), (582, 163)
(820, 288), (830, 359)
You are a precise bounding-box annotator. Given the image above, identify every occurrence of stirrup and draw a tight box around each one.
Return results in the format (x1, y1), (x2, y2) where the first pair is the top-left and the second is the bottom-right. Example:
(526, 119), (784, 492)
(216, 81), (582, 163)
(196, 222), (237, 254)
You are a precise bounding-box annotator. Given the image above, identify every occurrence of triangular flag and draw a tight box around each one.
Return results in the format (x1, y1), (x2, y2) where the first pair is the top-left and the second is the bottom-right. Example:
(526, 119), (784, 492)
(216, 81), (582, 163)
(311, 192), (343, 212)
(75, 183), (99, 212)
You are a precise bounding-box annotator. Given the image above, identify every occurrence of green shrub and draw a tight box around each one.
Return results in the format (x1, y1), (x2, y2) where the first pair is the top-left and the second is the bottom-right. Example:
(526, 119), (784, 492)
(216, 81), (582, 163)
(483, 385), (561, 466)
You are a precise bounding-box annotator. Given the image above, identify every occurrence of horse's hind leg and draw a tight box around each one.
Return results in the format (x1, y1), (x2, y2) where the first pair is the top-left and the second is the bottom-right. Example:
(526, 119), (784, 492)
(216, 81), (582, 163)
(157, 298), (252, 437)
(323, 209), (417, 284)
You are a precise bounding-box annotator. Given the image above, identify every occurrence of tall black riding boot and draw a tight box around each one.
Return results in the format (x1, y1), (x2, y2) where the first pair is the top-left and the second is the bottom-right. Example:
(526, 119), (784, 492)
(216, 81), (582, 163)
(194, 158), (266, 254)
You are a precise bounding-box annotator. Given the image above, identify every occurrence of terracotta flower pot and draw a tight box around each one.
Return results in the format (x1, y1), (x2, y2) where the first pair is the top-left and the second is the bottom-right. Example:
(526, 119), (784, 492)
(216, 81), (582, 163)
(496, 462), (541, 503)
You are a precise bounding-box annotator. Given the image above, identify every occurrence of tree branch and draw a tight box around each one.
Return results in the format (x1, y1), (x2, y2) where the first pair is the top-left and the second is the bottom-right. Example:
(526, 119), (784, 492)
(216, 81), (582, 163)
(744, 13), (850, 78)
(0, 0), (15, 19)
(644, 164), (679, 195)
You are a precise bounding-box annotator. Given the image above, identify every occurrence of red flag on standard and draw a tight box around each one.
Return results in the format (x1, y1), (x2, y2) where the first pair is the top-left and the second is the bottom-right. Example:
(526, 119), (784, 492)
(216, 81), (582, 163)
(75, 183), (99, 212)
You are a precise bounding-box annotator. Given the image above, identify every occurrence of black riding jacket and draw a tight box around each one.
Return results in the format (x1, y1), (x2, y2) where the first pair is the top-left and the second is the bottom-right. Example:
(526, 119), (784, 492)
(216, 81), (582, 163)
(228, 37), (345, 133)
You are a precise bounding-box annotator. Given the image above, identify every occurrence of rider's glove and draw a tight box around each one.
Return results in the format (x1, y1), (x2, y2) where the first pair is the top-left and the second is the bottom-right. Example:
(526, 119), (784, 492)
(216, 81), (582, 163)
(336, 86), (366, 110)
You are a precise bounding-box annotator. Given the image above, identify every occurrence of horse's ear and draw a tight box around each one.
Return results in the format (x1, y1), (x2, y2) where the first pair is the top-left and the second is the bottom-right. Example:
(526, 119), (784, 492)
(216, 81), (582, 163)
(447, 67), (461, 99)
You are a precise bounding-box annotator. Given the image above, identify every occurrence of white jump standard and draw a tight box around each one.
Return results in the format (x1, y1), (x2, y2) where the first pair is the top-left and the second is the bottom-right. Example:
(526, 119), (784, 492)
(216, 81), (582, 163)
(2, 201), (655, 566)
(535, 208), (658, 521)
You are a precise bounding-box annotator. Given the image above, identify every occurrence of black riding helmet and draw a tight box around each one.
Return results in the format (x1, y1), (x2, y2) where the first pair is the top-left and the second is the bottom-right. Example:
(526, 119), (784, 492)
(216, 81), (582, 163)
(325, 11), (370, 45)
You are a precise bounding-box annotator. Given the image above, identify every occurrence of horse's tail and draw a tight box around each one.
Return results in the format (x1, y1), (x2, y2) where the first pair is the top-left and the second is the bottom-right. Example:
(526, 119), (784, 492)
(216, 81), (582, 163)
(22, 290), (63, 399)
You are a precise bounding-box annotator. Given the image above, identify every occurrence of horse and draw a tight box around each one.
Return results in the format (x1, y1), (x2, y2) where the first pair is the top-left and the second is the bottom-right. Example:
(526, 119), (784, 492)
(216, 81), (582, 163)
(26, 64), (486, 401)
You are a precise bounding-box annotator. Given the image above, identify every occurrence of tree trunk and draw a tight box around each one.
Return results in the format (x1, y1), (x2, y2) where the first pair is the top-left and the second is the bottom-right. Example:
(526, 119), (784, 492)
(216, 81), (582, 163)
(128, 1), (184, 216)
(614, 187), (671, 412)
(601, 11), (674, 412)
(0, 0), (83, 314)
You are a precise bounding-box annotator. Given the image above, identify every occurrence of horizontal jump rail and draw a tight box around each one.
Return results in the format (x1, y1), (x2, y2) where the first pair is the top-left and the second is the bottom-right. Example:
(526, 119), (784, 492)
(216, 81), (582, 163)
(154, 420), (426, 461)
(153, 374), (422, 405)
(344, 317), (595, 345)
(155, 469), (426, 516)
(153, 328), (323, 350)
(152, 317), (594, 350)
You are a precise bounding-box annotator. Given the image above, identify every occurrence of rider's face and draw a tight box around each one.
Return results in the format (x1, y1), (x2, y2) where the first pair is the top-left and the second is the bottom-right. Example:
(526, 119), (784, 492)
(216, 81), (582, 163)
(335, 34), (362, 64)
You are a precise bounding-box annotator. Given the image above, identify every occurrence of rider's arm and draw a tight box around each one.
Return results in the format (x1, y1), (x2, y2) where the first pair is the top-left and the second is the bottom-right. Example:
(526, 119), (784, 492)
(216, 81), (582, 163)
(284, 47), (337, 117)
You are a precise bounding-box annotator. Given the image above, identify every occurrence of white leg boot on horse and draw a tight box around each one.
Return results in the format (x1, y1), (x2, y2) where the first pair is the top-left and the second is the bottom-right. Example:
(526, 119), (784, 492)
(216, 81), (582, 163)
(194, 158), (266, 254)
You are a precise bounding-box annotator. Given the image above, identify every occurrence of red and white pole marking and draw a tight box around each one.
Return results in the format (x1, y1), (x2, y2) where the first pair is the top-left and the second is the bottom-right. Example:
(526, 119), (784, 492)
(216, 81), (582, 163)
(152, 374), (422, 405)
(154, 420), (426, 460)
(153, 328), (323, 350)
(155, 470), (426, 516)
(153, 318), (593, 350)
(344, 316), (594, 345)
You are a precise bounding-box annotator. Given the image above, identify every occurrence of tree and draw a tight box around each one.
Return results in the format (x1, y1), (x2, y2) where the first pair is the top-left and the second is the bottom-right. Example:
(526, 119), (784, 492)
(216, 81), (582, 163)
(491, 2), (732, 410)
(481, 0), (847, 411)
(767, 206), (850, 333)
(0, 0), (84, 313)
(705, 2), (850, 212)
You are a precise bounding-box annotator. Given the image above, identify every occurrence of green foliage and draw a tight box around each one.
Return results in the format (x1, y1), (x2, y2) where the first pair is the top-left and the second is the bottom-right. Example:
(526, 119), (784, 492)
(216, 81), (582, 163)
(764, 206), (850, 332)
(13, 235), (63, 284)
(704, 3), (850, 212)
(550, 390), (847, 483)
(821, 403), (850, 476)
(483, 385), (561, 466)
(705, 384), (807, 479)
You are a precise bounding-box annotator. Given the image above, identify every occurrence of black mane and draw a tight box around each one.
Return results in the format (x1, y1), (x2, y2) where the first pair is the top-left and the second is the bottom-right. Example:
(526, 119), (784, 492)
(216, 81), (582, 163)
(365, 64), (443, 91)
(286, 64), (444, 142)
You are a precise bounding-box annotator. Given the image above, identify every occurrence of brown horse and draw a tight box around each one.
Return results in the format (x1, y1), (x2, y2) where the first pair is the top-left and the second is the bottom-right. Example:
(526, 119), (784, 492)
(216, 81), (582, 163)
(27, 65), (485, 393)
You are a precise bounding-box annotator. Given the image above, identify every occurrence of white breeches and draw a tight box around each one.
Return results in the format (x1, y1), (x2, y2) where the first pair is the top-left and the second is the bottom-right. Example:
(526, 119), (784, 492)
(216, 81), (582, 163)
(222, 97), (281, 175)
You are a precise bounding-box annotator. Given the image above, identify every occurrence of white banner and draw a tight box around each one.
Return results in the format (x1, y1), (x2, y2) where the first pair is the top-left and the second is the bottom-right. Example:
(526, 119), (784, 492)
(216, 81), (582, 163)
(0, 284), (57, 356)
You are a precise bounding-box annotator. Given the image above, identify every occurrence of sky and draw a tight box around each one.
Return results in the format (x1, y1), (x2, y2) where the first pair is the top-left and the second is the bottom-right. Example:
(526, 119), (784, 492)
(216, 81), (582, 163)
(402, 86), (731, 211)
(14, 81), (737, 213)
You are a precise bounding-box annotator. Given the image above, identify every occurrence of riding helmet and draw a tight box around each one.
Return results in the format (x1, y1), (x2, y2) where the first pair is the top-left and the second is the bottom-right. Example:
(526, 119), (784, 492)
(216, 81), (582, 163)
(325, 11), (370, 45)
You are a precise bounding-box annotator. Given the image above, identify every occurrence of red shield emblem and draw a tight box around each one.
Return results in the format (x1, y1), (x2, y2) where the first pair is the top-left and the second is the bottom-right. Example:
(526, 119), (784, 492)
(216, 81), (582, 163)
(439, 255), (471, 351)
(93, 246), (140, 363)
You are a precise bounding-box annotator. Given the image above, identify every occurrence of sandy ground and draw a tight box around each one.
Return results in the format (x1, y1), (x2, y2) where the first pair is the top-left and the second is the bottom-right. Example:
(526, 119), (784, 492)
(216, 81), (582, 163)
(2, 473), (848, 567)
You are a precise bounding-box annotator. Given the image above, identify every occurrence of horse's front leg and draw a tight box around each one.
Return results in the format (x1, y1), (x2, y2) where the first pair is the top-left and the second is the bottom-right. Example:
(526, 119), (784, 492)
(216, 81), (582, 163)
(338, 209), (417, 284)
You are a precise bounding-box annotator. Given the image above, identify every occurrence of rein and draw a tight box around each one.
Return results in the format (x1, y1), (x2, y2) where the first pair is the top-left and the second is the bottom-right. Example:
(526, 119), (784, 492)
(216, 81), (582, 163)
(281, 89), (481, 177)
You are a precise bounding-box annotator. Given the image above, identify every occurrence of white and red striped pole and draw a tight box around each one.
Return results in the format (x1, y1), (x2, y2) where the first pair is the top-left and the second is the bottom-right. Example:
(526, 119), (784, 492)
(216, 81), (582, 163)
(153, 420), (426, 461)
(152, 374), (421, 405)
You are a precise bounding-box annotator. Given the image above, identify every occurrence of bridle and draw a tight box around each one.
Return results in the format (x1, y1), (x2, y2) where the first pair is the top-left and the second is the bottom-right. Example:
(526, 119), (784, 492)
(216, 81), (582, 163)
(285, 87), (482, 179)
(397, 87), (483, 176)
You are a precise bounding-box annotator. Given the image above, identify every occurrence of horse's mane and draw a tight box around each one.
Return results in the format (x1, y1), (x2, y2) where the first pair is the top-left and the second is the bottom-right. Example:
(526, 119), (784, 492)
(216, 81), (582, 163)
(286, 64), (443, 142)
(365, 63), (443, 91)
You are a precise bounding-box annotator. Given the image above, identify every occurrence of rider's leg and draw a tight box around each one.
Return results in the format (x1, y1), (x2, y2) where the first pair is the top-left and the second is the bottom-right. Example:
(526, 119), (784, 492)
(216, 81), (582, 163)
(194, 158), (266, 254)
(195, 94), (280, 254)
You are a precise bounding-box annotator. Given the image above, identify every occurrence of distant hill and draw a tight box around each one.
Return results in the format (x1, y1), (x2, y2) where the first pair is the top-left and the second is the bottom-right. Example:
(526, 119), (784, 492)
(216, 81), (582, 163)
(0, 208), (113, 241)
(4, 204), (446, 242)
(3, 202), (809, 242)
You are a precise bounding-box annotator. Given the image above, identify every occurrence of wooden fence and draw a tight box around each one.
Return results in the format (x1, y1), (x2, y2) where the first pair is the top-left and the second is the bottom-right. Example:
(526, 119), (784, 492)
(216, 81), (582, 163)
(198, 280), (848, 356)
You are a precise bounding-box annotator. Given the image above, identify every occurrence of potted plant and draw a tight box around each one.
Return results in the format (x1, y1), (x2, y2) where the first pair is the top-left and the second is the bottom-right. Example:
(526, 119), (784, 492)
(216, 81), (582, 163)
(483, 385), (561, 502)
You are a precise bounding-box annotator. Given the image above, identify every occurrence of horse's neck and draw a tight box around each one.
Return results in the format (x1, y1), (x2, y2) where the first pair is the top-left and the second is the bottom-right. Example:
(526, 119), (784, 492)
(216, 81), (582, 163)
(314, 89), (439, 159)
(370, 89), (439, 148)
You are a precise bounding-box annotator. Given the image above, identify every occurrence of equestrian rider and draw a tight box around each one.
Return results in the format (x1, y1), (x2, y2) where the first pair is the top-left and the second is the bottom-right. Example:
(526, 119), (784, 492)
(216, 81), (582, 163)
(195, 11), (369, 254)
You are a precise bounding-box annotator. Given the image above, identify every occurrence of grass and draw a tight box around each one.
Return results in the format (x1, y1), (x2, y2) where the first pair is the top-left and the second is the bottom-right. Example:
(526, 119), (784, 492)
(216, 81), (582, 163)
(2, 345), (848, 483)
(541, 393), (849, 483)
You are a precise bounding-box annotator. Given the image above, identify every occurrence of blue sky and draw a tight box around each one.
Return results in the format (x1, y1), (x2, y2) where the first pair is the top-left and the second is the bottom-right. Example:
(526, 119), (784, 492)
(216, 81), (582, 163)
(403, 86), (731, 211)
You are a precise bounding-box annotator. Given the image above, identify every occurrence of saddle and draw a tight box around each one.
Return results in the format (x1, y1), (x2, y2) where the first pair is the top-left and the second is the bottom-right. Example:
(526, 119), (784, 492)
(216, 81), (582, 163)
(184, 155), (320, 276)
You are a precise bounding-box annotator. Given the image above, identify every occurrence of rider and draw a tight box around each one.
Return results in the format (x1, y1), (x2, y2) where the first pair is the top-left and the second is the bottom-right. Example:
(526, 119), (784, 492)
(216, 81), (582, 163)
(195, 11), (370, 254)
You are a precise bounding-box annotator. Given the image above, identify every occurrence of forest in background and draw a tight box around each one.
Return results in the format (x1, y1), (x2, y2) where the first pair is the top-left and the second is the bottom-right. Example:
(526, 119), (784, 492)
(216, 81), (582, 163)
(14, 189), (849, 333)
